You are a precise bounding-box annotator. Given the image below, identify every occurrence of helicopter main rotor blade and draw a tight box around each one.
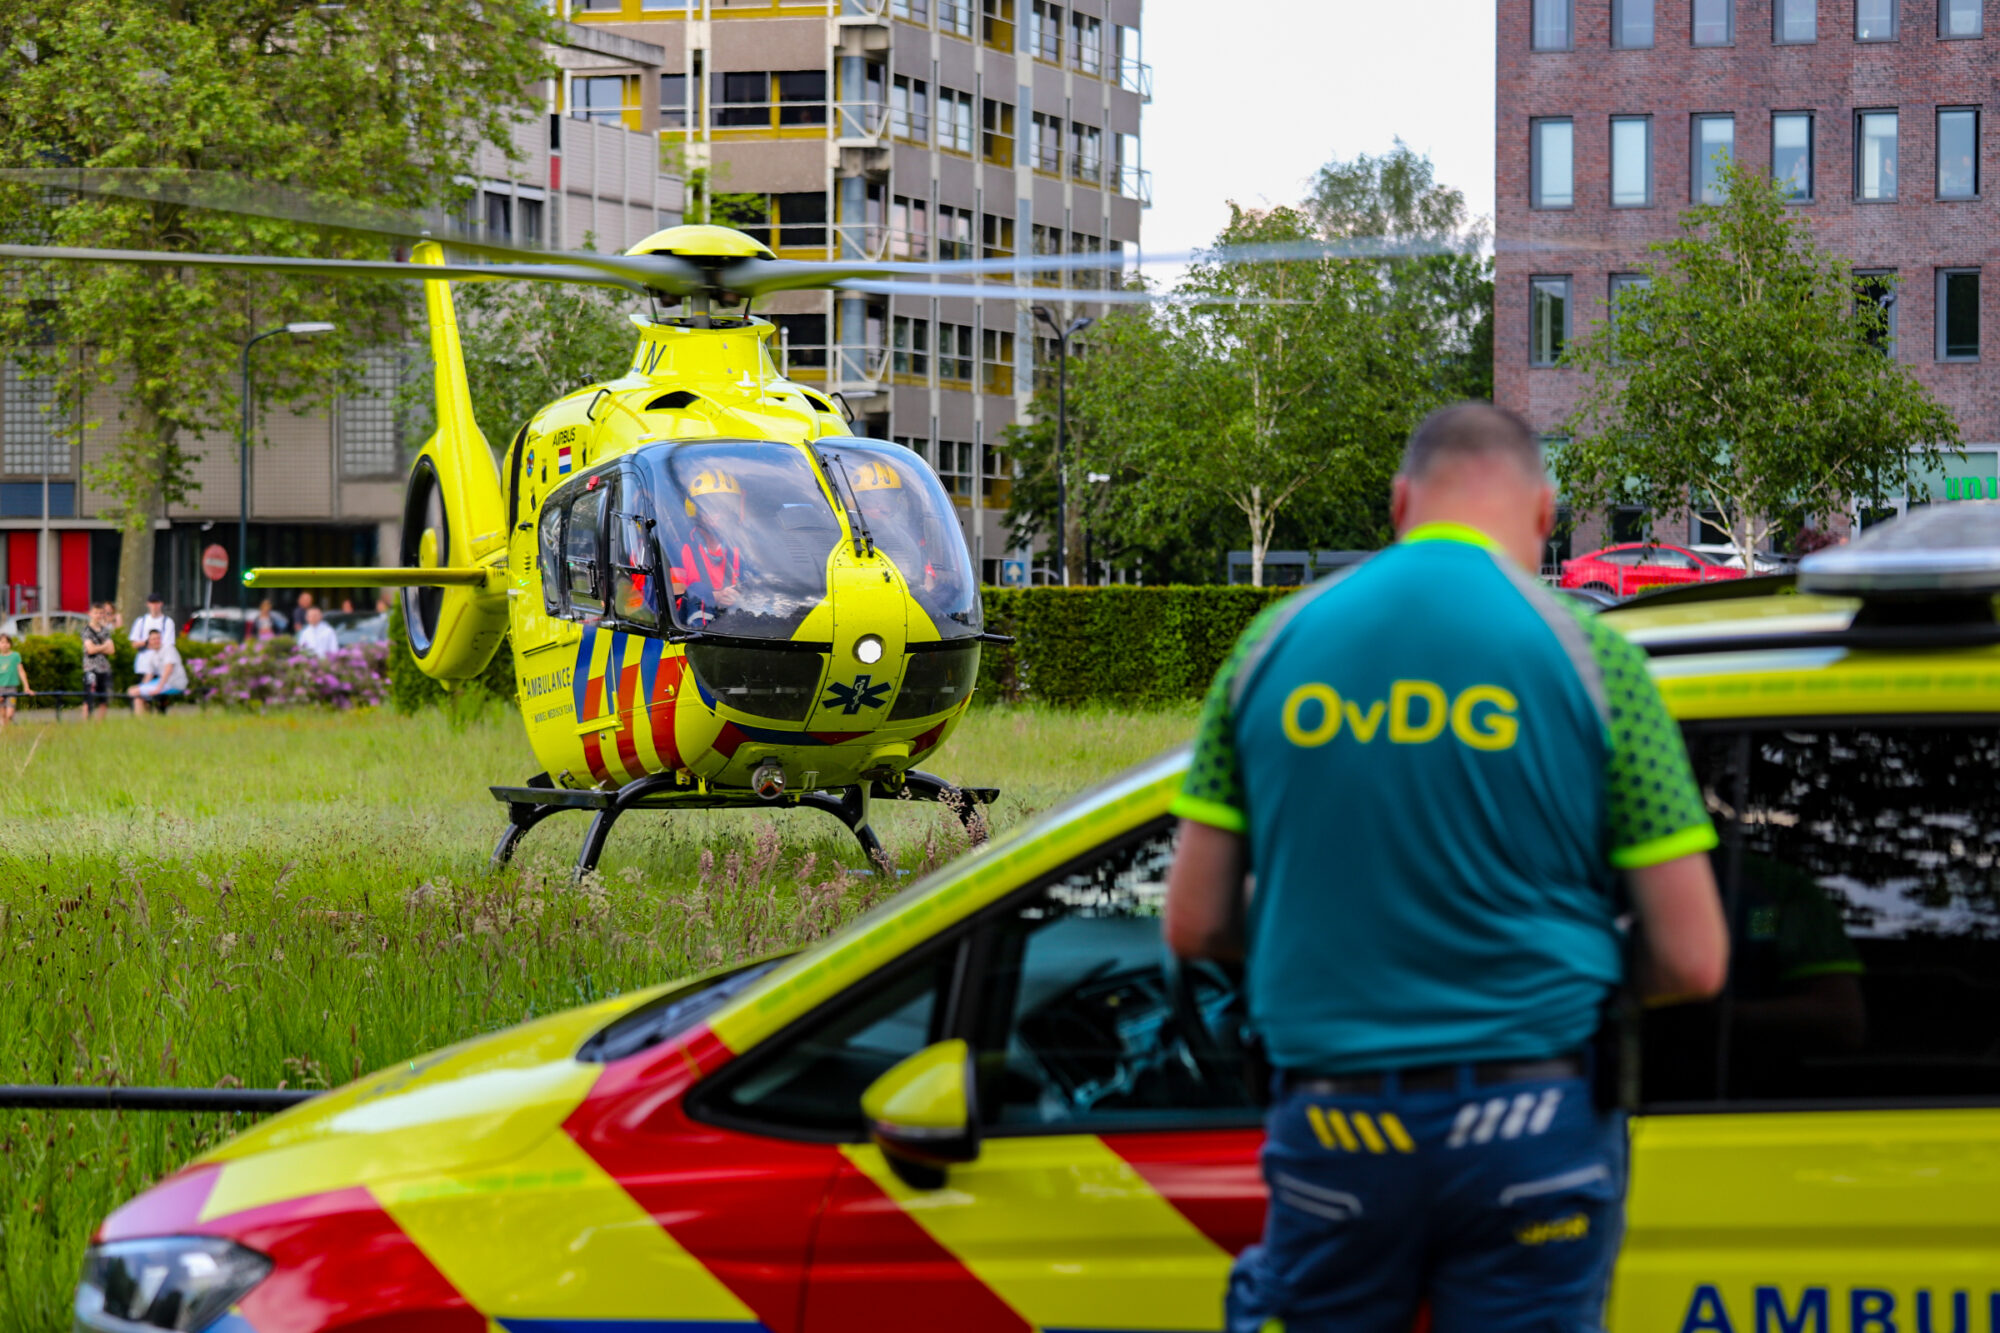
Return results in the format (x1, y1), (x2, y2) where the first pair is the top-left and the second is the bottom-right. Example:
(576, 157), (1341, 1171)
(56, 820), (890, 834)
(0, 168), (703, 294)
(826, 278), (1294, 305)
(0, 244), (650, 293)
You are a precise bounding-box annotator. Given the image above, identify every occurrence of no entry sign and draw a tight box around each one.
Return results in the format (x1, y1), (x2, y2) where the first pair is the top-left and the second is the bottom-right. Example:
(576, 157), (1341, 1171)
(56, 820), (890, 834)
(202, 544), (230, 582)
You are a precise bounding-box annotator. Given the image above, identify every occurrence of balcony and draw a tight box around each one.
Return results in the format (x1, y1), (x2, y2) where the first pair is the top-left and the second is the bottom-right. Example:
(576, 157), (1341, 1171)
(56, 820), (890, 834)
(1117, 163), (1153, 206)
(1119, 54), (1153, 101)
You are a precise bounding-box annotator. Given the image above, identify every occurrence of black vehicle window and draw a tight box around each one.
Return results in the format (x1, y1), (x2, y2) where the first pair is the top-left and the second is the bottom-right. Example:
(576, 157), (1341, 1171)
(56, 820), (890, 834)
(707, 948), (957, 1135)
(565, 483), (607, 616)
(819, 436), (983, 640)
(538, 494), (567, 617)
(970, 823), (1261, 1128)
(606, 470), (663, 632)
(1645, 723), (2000, 1107)
(1600, 548), (1643, 566)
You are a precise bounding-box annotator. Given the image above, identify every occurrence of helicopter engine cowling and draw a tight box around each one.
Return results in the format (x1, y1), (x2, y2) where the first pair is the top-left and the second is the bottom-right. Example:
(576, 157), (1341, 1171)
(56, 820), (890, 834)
(400, 243), (510, 682)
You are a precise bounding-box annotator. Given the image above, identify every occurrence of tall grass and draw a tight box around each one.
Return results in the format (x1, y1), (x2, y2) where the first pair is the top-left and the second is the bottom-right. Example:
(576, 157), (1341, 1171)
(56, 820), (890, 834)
(0, 702), (1193, 1331)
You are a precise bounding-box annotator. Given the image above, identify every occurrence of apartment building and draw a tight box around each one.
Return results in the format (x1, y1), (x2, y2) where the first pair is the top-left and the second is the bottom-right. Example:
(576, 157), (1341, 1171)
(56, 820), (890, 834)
(1496, 0), (1997, 555)
(566, 0), (1152, 584)
(0, 22), (685, 621)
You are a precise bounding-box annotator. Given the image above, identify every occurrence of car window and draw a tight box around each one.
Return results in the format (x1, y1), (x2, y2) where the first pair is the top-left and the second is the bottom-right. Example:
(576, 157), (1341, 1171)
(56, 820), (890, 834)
(704, 948), (957, 1136)
(971, 824), (1260, 1128)
(1598, 548), (1643, 566)
(1646, 724), (2000, 1106)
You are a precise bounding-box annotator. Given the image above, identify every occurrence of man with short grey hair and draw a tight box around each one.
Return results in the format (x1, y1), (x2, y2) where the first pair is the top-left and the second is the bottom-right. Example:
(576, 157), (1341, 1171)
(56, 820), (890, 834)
(1166, 402), (1728, 1330)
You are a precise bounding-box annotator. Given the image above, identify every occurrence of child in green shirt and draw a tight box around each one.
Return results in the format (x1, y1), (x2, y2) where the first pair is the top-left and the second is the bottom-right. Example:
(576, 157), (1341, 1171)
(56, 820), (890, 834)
(0, 633), (31, 726)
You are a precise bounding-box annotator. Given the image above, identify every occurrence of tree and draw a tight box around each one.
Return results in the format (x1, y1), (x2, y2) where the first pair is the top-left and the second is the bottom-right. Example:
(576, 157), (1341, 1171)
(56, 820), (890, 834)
(1559, 159), (1961, 567)
(0, 0), (556, 617)
(1309, 138), (1494, 403)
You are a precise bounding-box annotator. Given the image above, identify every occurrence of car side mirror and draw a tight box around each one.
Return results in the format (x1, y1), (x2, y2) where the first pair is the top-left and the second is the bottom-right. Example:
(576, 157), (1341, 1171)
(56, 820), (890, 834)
(861, 1039), (980, 1190)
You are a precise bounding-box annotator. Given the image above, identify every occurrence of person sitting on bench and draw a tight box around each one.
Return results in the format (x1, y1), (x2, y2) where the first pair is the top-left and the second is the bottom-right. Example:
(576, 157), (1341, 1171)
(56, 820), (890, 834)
(128, 629), (187, 715)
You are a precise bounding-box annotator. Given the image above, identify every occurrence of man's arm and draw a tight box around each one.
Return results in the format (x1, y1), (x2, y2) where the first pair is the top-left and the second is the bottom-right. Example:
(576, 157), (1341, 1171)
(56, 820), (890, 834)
(1625, 853), (1728, 1005)
(1164, 820), (1248, 961)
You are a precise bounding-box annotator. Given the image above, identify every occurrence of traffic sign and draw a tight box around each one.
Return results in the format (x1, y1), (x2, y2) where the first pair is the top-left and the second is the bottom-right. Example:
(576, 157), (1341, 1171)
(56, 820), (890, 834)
(202, 544), (230, 582)
(1000, 559), (1028, 588)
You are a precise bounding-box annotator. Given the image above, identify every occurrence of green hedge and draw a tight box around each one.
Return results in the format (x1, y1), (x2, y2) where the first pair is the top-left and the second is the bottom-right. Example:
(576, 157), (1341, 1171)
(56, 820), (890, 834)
(6, 634), (227, 703)
(385, 599), (518, 713)
(977, 586), (1293, 707)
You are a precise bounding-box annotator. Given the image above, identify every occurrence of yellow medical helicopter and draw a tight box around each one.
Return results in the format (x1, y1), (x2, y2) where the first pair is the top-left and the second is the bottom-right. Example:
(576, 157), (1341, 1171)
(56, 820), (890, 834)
(0, 171), (1356, 872)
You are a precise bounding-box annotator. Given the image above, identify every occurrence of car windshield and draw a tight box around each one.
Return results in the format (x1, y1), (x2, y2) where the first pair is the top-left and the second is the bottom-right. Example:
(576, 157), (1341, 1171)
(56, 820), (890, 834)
(324, 612), (388, 646)
(636, 440), (845, 640)
(816, 436), (981, 638)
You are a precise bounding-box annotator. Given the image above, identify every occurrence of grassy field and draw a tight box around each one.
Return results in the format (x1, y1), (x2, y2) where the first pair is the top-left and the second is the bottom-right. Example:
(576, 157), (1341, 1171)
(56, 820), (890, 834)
(0, 701), (1195, 1332)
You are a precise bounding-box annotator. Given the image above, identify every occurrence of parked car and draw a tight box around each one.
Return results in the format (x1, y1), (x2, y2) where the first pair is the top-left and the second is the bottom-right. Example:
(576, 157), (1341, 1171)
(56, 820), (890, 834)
(0, 609), (93, 638)
(1559, 541), (1748, 598)
(323, 610), (388, 647)
(185, 608), (291, 644)
(77, 507), (2000, 1333)
(1688, 542), (1794, 574)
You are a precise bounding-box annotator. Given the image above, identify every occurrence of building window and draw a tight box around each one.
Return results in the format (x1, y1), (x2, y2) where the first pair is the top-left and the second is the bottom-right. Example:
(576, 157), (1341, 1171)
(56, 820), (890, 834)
(1072, 13), (1103, 73)
(776, 71), (828, 126)
(982, 328), (1015, 395)
(771, 314), (828, 371)
(1032, 223), (1064, 284)
(937, 204), (974, 260)
(1772, 112), (1813, 200)
(1611, 116), (1652, 206)
(572, 74), (639, 129)
(1777, 0), (1817, 40)
(1609, 273), (1650, 360)
(1029, 1), (1063, 60)
(518, 198), (543, 244)
(1939, 268), (1980, 359)
(981, 0), (1014, 50)
(981, 98), (1016, 166)
(892, 0), (930, 20)
(1532, 0), (1573, 47)
(1939, 108), (1979, 198)
(939, 88), (975, 153)
(981, 212), (1015, 258)
(660, 73), (689, 130)
(892, 315), (930, 378)
(1856, 0), (1897, 37)
(1693, 0), (1733, 44)
(939, 0), (974, 36)
(1613, 0), (1655, 46)
(340, 349), (403, 480)
(1857, 110), (1899, 200)
(1, 361), (65, 475)
(1693, 114), (1734, 203)
(1531, 118), (1574, 208)
(1855, 270), (1897, 354)
(1530, 276), (1571, 365)
(891, 194), (930, 260)
(484, 191), (512, 241)
(1031, 112), (1064, 173)
(712, 72), (768, 128)
(772, 192), (827, 249)
(891, 75), (930, 142)
(938, 323), (975, 383)
(1942, 0), (1982, 35)
(1070, 122), (1103, 183)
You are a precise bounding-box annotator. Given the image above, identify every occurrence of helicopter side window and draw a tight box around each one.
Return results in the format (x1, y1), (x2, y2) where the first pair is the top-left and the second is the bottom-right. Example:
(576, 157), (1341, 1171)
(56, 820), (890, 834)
(538, 490), (568, 618)
(820, 437), (982, 639)
(565, 483), (608, 617)
(607, 469), (663, 633)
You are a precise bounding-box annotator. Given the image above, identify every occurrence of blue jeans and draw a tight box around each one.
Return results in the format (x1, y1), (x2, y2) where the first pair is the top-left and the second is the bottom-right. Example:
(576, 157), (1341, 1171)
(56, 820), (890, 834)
(1226, 1070), (1627, 1333)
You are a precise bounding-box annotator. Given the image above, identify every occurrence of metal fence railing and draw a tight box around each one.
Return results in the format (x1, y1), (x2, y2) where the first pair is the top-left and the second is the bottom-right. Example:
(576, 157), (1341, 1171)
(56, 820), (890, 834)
(0, 1084), (317, 1112)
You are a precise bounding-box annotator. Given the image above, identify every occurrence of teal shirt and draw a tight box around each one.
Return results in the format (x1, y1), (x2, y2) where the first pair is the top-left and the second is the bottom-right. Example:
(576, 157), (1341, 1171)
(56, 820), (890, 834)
(1172, 523), (1717, 1073)
(0, 651), (20, 690)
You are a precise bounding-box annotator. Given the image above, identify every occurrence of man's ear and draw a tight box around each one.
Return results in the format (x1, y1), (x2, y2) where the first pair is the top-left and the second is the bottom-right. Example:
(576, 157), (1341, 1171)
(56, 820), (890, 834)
(1390, 475), (1411, 534)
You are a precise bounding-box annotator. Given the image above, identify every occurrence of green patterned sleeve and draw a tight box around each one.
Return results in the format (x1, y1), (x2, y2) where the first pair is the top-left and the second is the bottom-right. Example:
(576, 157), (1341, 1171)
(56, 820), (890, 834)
(1584, 617), (1720, 870)
(1170, 611), (1281, 836)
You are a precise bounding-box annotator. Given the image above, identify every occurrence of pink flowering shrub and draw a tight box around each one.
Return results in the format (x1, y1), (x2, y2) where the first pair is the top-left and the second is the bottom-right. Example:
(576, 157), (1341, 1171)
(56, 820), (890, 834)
(185, 639), (390, 710)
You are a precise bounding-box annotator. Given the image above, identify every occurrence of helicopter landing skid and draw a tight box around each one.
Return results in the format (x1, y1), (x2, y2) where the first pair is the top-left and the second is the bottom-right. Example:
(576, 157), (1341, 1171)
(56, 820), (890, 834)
(488, 769), (999, 879)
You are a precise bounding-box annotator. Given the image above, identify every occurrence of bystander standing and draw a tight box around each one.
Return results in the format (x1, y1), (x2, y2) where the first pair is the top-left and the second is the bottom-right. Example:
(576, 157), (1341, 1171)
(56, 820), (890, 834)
(245, 599), (279, 643)
(0, 633), (32, 725)
(81, 604), (115, 720)
(128, 593), (175, 648)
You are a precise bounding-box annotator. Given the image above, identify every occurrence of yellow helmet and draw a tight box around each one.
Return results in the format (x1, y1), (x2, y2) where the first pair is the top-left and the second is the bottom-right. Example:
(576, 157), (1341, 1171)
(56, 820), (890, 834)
(851, 460), (904, 493)
(684, 469), (743, 515)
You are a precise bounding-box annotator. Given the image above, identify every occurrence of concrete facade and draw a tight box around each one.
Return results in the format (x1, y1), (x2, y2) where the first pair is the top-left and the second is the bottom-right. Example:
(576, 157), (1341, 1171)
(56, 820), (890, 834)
(566, 0), (1152, 584)
(0, 22), (685, 622)
(1495, 0), (2000, 556)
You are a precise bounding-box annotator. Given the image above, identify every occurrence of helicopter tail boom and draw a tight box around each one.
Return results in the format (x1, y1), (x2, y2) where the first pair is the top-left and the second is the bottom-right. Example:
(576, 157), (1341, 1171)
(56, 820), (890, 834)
(246, 566), (494, 589)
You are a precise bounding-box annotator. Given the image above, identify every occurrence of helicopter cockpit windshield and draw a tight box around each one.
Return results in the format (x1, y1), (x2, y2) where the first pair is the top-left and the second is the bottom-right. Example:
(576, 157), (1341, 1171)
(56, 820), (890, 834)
(815, 437), (982, 639)
(648, 440), (843, 639)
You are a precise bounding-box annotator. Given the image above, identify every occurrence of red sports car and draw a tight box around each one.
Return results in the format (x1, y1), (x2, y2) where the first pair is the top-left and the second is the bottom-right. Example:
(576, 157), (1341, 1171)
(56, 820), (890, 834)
(1559, 542), (1749, 599)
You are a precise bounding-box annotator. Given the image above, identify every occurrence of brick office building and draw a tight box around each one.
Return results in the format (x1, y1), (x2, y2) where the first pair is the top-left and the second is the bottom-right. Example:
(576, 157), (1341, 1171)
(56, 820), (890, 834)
(1496, 0), (1998, 561)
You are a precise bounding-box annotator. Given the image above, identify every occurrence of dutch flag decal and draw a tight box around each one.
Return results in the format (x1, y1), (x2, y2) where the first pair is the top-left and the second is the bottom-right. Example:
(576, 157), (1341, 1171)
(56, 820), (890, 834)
(558, 445), (574, 475)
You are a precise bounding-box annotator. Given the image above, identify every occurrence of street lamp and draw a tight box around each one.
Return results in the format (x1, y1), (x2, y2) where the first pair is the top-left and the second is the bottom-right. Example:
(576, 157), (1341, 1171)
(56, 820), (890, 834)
(1031, 307), (1092, 586)
(239, 321), (335, 617)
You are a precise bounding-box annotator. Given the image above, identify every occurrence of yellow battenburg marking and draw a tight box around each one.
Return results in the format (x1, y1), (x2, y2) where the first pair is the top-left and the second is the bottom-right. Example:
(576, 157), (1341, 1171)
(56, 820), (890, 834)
(843, 1136), (1233, 1332)
(1378, 1113), (1417, 1154)
(1350, 1112), (1388, 1155)
(1321, 1108), (1361, 1153)
(378, 1128), (758, 1324)
(1305, 1105), (1338, 1150)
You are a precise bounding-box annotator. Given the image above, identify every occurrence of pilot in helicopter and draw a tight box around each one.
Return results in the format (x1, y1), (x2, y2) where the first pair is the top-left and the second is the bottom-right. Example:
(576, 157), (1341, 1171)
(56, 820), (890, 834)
(849, 458), (942, 593)
(670, 469), (746, 626)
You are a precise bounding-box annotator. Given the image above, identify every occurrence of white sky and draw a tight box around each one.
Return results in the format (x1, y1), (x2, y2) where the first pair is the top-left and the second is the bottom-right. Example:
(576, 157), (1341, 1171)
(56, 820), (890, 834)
(1136, 0), (1498, 263)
